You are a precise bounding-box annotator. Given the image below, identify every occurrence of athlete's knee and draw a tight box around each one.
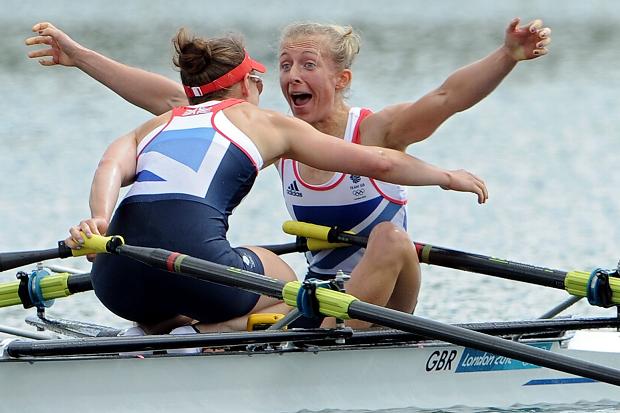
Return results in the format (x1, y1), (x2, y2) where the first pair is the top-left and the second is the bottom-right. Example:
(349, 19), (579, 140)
(367, 222), (413, 256)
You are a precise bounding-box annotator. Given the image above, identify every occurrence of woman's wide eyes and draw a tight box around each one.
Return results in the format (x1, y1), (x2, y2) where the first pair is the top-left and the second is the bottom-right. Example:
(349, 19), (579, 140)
(279, 61), (316, 71)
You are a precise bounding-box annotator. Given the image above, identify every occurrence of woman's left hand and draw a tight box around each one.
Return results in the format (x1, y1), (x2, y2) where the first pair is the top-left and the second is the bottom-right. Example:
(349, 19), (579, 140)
(504, 18), (551, 61)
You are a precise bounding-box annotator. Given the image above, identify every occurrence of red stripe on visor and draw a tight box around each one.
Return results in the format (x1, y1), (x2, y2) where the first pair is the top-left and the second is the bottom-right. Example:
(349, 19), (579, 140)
(183, 50), (266, 98)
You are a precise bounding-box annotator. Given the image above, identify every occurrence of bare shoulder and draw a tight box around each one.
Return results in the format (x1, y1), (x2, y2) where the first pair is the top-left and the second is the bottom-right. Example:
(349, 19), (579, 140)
(224, 102), (267, 124)
(359, 104), (405, 149)
(221, 103), (295, 163)
(134, 112), (173, 143)
(228, 103), (307, 132)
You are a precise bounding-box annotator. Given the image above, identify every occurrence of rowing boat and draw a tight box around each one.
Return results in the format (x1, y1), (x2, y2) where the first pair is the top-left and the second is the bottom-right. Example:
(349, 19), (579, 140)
(1, 314), (620, 412)
(2, 222), (620, 412)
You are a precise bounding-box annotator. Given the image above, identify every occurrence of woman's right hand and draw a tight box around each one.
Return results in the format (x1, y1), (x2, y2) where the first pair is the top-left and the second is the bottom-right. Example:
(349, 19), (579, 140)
(443, 170), (489, 204)
(25, 22), (83, 67)
(66, 217), (109, 261)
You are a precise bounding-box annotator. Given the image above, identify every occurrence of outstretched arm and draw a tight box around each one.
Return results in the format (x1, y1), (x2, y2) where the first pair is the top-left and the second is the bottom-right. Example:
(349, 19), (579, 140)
(366, 18), (551, 151)
(260, 111), (488, 204)
(26, 22), (187, 115)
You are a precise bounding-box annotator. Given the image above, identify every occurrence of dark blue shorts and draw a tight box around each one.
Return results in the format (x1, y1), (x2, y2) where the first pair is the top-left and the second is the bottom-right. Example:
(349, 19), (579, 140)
(91, 199), (263, 325)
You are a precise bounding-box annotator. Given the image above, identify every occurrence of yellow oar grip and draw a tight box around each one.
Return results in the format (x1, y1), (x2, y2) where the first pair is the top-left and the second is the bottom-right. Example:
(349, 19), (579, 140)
(73, 233), (125, 255)
(71, 248), (100, 257)
(283, 221), (353, 250)
(282, 281), (357, 320)
(283, 221), (331, 241)
(564, 270), (620, 305)
(306, 238), (350, 251)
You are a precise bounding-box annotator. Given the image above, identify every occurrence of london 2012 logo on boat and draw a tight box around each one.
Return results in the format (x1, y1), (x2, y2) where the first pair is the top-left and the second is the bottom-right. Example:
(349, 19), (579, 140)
(455, 343), (552, 372)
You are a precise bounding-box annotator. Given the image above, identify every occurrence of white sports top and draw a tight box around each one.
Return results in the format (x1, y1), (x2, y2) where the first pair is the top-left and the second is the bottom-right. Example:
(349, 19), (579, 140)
(124, 99), (263, 216)
(277, 107), (408, 276)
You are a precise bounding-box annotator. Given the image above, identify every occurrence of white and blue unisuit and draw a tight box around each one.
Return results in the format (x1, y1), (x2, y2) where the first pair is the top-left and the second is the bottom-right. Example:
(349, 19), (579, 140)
(92, 99), (266, 325)
(277, 107), (408, 279)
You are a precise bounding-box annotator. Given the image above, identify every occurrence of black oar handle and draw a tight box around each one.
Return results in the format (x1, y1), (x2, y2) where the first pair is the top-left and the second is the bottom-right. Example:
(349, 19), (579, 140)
(329, 230), (367, 247)
(0, 242), (73, 272)
(259, 238), (309, 255)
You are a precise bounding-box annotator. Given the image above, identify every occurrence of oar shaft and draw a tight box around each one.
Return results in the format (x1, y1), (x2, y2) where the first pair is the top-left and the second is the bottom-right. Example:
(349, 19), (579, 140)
(0, 246), (71, 272)
(116, 245), (285, 299)
(66, 272), (93, 294)
(416, 243), (568, 289)
(259, 240), (308, 255)
(348, 301), (620, 386)
(328, 229), (569, 289)
(0, 240), (101, 273)
(282, 221), (569, 290)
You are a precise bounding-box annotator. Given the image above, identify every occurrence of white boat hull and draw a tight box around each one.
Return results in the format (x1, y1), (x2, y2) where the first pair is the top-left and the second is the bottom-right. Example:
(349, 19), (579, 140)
(2, 330), (620, 412)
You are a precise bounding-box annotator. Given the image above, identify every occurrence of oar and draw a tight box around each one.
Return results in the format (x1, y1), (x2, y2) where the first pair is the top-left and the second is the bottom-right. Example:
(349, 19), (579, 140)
(0, 242), (97, 272)
(0, 237), (309, 310)
(73, 233), (620, 386)
(282, 221), (620, 307)
(0, 236), (306, 275)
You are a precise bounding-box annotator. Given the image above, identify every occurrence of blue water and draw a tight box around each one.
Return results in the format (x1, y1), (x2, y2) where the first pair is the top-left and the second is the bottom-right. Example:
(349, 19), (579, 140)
(2, 1), (620, 411)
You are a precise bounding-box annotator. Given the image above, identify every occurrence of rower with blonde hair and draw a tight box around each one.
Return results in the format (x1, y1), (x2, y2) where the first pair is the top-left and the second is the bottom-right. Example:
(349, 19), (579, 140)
(65, 28), (487, 334)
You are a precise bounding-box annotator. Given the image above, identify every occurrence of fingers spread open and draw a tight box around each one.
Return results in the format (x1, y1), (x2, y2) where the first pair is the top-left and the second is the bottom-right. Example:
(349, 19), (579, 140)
(31, 22), (49, 32)
(27, 47), (54, 59)
(38, 59), (57, 66)
(25, 35), (52, 46)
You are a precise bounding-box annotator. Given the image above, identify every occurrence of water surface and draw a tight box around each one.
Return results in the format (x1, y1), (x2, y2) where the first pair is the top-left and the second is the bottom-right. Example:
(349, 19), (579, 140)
(1, 2), (620, 411)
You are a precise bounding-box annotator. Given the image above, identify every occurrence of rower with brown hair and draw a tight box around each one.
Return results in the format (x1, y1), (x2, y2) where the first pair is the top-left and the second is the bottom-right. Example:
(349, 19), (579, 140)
(65, 27), (488, 334)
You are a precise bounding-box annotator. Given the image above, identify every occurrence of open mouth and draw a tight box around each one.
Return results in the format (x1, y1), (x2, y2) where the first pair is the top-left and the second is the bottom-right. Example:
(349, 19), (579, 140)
(290, 92), (312, 107)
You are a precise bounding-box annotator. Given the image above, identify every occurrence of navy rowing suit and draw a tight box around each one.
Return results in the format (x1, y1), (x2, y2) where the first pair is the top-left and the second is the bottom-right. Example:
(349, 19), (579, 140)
(91, 99), (265, 325)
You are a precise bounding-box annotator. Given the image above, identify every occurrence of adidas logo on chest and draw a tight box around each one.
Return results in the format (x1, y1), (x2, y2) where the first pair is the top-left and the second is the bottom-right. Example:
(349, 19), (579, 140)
(286, 181), (303, 197)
